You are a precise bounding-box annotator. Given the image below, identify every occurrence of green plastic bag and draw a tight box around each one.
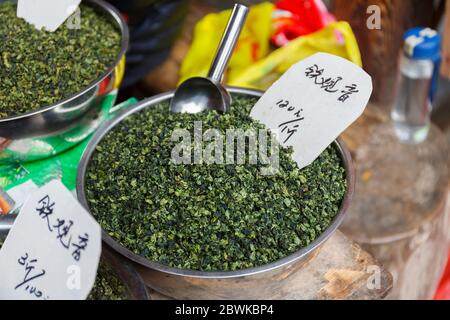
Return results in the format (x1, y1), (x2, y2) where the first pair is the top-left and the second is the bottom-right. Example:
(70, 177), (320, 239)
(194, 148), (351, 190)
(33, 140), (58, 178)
(0, 98), (138, 213)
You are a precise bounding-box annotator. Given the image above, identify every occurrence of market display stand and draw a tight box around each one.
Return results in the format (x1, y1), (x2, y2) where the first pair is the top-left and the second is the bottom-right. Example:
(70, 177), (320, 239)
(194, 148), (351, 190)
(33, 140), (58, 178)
(143, 231), (392, 300)
(340, 106), (450, 300)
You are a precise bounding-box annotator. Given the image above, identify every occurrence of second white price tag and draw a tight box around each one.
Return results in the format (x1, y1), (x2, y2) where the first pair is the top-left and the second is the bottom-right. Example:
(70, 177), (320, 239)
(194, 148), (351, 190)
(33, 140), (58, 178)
(0, 180), (101, 300)
(17, 0), (81, 32)
(250, 52), (372, 169)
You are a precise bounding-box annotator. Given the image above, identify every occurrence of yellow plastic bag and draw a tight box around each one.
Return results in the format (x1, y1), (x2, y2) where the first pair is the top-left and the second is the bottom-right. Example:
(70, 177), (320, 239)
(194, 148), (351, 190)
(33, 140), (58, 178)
(229, 21), (362, 90)
(179, 4), (362, 91)
(179, 2), (274, 85)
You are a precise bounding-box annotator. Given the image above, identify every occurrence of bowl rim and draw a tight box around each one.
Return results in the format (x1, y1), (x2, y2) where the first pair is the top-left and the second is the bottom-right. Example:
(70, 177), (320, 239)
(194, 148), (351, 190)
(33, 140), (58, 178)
(76, 87), (355, 279)
(0, 0), (129, 123)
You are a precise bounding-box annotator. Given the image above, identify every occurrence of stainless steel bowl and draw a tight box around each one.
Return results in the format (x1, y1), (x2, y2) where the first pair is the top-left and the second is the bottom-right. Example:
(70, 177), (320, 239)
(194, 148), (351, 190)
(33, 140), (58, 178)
(101, 245), (151, 300)
(0, 0), (129, 164)
(76, 87), (355, 299)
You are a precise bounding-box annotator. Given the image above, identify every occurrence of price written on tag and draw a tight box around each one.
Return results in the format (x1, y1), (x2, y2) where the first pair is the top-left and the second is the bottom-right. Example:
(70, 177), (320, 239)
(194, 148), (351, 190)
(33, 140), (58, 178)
(0, 180), (101, 300)
(250, 52), (373, 169)
(17, 0), (81, 32)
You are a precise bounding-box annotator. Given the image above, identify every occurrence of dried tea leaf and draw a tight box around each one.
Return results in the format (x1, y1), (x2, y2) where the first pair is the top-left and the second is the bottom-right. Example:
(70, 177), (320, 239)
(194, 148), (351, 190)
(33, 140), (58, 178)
(87, 260), (128, 300)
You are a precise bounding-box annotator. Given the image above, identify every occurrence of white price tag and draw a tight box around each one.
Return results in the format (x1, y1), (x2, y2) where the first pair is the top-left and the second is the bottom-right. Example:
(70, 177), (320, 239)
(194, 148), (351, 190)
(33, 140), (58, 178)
(250, 52), (372, 169)
(0, 180), (101, 300)
(17, 0), (81, 32)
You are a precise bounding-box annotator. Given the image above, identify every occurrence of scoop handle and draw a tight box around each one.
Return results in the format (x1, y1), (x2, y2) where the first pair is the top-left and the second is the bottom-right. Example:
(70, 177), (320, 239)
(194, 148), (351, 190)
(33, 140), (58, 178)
(207, 4), (249, 84)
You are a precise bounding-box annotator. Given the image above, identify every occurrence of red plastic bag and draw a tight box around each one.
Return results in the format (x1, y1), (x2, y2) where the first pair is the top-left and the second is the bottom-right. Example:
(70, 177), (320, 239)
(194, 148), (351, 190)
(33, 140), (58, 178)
(435, 251), (450, 300)
(272, 0), (335, 46)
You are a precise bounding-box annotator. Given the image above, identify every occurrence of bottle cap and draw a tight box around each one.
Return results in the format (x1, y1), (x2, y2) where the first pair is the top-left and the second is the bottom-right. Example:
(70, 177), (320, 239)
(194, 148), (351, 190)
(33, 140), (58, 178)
(404, 27), (441, 61)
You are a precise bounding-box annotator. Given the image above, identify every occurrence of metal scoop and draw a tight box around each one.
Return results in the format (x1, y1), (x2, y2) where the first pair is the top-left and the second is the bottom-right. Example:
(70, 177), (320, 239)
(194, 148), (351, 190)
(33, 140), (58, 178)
(170, 4), (249, 114)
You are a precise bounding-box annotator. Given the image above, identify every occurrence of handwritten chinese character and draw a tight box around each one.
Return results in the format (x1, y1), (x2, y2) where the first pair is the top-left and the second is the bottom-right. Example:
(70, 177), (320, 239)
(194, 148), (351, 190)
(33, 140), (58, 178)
(316, 76), (342, 93)
(279, 118), (304, 144)
(16, 253), (46, 298)
(36, 195), (55, 232)
(72, 233), (89, 261)
(15, 253), (48, 299)
(53, 219), (73, 249)
(305, 64), (324, 79)
(305, 64), (344, 93)
(338, 84), (359, 102)
(275, 100), (305, 144)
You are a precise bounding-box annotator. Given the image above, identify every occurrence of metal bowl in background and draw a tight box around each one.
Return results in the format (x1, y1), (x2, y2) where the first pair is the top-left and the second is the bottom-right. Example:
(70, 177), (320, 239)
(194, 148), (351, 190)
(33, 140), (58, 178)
(0, 0), (129, 164)
(101, 245), (151, 300)
(76, 87), (355, 299)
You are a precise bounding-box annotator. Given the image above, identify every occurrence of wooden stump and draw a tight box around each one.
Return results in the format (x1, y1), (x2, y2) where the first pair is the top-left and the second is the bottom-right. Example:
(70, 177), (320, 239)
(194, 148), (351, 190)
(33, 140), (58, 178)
(341, 106), (450, 299)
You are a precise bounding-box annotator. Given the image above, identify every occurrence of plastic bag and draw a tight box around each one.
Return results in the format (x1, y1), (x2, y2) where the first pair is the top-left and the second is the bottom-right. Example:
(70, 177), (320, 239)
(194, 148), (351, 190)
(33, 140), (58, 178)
(178, 2), (274, 85)
(179, 2), (362, 91)
(0, 98), (138, 214)
(271, 0), (336, 46)
(229, 21), (362, 90)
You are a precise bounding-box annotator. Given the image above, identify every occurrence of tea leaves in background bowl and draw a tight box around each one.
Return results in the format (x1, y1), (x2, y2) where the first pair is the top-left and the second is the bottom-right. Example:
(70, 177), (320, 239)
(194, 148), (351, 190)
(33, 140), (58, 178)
(0, 2), (120, 118)
(87, 261), (128, 300)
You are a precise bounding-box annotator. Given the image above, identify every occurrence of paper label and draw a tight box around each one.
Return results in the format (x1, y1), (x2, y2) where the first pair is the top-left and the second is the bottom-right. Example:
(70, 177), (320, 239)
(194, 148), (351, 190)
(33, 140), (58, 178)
(0, 180), (101, 300)
(250, 52), (372, 169)
(17, 0), (81, 32)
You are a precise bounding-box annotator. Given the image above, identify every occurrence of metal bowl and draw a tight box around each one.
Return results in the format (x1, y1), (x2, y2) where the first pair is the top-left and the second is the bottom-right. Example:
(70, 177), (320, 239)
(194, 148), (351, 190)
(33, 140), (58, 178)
(0, 0), (129, 164)
(76, 87), (355, 299)
(101, 245), (151, 300)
